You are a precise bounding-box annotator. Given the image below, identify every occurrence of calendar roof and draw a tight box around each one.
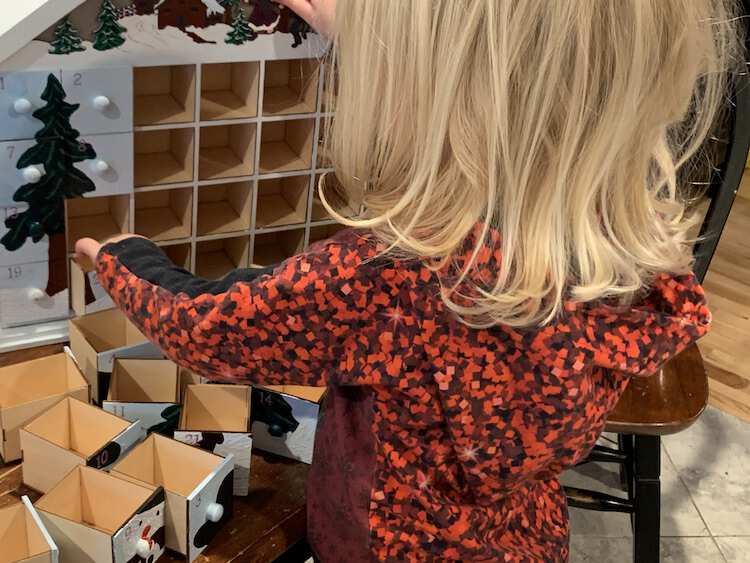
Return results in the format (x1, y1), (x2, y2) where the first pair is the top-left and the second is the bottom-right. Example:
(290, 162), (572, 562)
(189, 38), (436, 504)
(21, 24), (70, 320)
(0, 1), (87, 63)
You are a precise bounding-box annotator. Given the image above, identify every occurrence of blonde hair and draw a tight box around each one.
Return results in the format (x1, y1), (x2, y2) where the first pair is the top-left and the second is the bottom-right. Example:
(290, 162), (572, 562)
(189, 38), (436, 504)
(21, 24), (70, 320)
(319, 0), (742, 327)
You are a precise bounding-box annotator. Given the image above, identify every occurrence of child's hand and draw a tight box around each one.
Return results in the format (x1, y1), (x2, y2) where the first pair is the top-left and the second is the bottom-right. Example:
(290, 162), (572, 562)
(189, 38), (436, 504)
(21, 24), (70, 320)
(276, 0), (335, 37)
(74, 234), (145, 266)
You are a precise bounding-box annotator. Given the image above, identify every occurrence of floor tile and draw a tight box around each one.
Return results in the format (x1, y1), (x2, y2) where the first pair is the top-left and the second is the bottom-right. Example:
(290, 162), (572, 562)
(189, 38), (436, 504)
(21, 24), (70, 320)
(562, 446), (707, 537)
(660, 450), (709, 537)
(570, 537), (725, 563)
(716, 537), (750, 562)
(663, 407), (750, 536)
(569, 537), (631, 562)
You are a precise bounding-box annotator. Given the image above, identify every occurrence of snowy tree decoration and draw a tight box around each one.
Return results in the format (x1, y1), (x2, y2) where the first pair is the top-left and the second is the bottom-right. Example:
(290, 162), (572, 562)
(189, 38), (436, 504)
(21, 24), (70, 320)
(225, 8), (256, 45)
(49, 17), (85, 55)
(93, 0), (127, 51)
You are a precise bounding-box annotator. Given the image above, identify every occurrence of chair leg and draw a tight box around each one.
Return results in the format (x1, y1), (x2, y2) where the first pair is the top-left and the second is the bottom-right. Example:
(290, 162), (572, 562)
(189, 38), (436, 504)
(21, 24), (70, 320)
(619, 433), (634, 493)
(632, 435), (661, 563)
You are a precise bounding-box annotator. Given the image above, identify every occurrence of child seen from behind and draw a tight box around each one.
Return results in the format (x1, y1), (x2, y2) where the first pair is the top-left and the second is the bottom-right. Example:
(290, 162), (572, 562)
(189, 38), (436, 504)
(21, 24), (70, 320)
(76, 0), (740, 560)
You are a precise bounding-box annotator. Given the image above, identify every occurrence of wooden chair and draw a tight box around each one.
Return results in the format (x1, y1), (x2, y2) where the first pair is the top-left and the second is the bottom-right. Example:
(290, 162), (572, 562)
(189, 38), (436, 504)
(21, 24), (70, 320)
(564, 345), (708, 563)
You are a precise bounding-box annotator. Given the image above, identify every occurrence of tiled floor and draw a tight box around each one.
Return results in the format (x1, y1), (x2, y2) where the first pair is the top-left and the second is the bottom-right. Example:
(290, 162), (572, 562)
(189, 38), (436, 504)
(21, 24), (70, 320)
(564, 407), (750, 562)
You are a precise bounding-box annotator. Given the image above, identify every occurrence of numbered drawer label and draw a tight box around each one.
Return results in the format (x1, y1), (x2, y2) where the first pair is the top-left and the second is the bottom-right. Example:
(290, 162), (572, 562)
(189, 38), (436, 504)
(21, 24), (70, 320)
(78, 132), (134, 197)
(0, 261), (49, 290)
(0, 139), (37, 207)
(62, 68), (133, 136)
(0, 71), (61, 142)
(0, 206), (49, 266)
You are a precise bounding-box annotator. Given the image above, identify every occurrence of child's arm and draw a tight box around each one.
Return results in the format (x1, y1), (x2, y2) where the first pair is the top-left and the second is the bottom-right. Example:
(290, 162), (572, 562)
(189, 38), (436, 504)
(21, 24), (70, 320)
(92, 236), (359, 387)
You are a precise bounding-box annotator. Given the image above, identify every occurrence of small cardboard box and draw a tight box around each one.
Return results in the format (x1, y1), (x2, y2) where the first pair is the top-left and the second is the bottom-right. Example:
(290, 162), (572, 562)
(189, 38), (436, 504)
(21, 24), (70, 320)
(0, 350), (89, 463)
(174, 384), (252, 497)
(20, 397), (145, 494)
(251, 386), (326, 464)
(35, 466), (166, 563)
(102, 358), (181, 436)
(111, 434), (234, 562)
(0, 496), (59, 563)
(69, 257), (114, 317)
(68, 308), (162, 404)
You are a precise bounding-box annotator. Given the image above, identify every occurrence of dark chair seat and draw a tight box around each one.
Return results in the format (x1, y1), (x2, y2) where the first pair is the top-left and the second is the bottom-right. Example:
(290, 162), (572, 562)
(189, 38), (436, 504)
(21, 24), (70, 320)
(606, 345), (709, 436)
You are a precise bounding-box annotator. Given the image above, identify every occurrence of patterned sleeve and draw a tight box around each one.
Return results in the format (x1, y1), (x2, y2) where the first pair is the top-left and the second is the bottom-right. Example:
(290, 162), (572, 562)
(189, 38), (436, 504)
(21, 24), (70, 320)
(95, 236), (360, 386)
(574, 272), (712, 376)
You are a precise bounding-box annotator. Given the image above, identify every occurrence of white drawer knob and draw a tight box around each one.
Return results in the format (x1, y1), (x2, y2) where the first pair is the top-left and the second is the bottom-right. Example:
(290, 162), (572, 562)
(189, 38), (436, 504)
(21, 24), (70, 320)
(205, 503), (224, 523)
(13, 98), (33, 114)
(22, 166), (43, 183)
(135, 538), (151, 558)
(27, 288), (46, 302)
(93, 95), (111, 111)
(92, 159), (110, 175)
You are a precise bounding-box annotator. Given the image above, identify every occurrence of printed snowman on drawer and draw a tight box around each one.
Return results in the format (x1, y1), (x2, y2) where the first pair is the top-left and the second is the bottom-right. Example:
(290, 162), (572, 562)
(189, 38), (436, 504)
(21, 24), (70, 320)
(113, 491), (167, 563)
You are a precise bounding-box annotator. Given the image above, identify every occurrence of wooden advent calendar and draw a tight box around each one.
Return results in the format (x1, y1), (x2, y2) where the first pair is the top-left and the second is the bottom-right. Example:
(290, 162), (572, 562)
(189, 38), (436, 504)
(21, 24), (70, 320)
(0, 0), (351, 352)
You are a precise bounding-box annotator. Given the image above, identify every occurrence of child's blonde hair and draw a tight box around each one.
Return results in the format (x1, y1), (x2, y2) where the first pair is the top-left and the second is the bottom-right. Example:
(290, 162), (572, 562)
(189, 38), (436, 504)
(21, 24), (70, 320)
(319, 0), (742, 327)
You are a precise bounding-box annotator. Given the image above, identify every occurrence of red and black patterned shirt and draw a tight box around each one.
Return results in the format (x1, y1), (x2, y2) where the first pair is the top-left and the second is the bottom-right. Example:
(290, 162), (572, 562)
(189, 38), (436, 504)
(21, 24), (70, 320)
(95, 228), (711, 562)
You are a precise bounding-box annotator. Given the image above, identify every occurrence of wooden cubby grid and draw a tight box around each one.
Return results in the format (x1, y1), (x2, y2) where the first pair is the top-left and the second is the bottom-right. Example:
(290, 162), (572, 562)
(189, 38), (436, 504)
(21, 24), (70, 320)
(67, 59), (343, 281)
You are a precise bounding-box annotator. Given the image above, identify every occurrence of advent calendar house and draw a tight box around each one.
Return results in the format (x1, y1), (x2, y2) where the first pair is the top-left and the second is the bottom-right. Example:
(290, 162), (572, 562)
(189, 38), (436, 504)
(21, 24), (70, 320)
(0, 0), (344, 351)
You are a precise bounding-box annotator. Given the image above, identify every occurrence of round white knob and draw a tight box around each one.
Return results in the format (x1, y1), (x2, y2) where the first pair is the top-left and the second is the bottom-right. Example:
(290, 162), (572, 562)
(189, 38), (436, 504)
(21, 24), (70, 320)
(22, 166), (43, 183)
(135, 538), (151, 558)
(13, 98), (33, 114)
(205, 503), (224, 523)
(92, 159), (110, 175)
(93, 95), (111, 111)
(27, 288), (46, 301)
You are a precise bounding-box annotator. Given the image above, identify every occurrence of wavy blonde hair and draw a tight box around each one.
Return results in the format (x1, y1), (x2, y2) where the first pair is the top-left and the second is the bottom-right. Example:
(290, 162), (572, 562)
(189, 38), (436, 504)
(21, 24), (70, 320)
(318, 0), (742, 327)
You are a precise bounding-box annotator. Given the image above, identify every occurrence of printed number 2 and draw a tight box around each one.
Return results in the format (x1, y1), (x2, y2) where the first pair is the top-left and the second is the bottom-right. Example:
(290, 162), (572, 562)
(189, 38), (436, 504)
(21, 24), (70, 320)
(7, 266), (22, 280)
(73, 73), (83, 86)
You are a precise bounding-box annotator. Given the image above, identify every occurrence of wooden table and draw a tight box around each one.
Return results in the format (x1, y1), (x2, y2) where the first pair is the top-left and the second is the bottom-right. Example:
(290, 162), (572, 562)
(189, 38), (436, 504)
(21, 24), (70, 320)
(0, 453), (309, 563)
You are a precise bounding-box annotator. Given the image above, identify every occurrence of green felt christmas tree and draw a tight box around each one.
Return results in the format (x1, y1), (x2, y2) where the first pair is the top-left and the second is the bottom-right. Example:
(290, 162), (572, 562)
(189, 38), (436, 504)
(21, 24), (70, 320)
(1, 74), (97, 253)
(49, 17), (86, 55)
(225, 7), (256, 45)
(93, 0), (127, 51)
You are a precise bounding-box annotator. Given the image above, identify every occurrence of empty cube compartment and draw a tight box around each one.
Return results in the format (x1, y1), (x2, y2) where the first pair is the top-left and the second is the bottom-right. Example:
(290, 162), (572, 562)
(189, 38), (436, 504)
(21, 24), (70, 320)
(199, 123), (256, 180)
(180, 384), (250, 432)
(201, 62), (259, 121)
(197, 182), (253, 236)
(263, 59), (319, 116)
(135, 128), (194, 187)
(134, 65), (195, 125)
(260, 119), (314, 173)
(309, 223), (347, 245)
(256, 176), (309, 228)
(66, 195), (130, 251)
(311, 173), (357, 221)
(161, 243), (191, 269)
(135, 189), (192, 242)
(196, 237), (249, 279)
(317, 122), (331, 168)
(252, 229), (304, 266)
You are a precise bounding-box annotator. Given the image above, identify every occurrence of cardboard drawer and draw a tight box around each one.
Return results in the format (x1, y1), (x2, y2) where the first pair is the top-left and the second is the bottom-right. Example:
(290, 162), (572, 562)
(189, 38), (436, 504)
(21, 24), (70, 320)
(112, 434), (234, 562)
(20, 397), (144, 493)
(36, 466), (165, 563)
(0, 350), (88, 463)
